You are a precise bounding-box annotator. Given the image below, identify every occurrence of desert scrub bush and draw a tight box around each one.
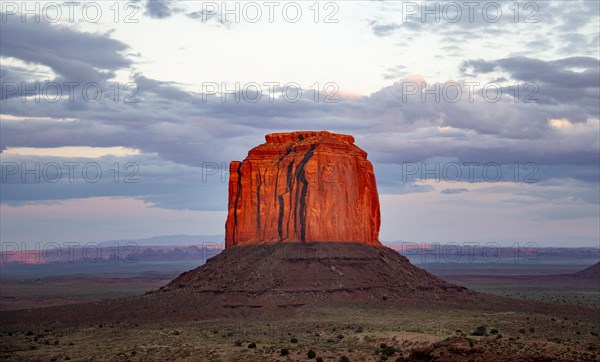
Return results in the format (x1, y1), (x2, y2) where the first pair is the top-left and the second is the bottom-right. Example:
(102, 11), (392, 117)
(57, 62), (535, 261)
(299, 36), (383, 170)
(490, 328), (498, 335)
(307, 349), (316, 358)
(280, 348), (289, 356)
(290, 337), (298, 343)
(339, 356), (350, 362)
(471, 325), (487, 336)
(316, 358), (324, 362)
(234, 340), (242, 347)
(378, 343), (397, 356)
(337, 334), (344, 339)
(519, 328), (527, 334)
(248, 342), (256, 348)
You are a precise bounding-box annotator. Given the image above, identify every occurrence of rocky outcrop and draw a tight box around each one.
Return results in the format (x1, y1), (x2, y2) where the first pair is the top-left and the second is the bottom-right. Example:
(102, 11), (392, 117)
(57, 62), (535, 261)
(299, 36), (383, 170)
(225, 131), (381, 248)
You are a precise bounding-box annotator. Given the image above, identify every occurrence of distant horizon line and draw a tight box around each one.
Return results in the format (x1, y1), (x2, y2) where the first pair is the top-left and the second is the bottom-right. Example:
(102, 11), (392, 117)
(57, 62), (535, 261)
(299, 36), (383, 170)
(0, 234), (598, 250)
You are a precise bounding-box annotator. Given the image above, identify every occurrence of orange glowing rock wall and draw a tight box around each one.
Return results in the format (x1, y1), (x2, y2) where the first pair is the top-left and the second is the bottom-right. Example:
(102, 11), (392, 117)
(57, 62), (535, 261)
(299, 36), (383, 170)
(225, 131), (381, 248)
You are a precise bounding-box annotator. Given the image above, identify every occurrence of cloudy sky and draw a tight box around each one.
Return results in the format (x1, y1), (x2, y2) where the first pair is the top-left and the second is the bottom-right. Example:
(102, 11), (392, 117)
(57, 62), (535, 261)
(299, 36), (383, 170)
(1, 0), (599, 248)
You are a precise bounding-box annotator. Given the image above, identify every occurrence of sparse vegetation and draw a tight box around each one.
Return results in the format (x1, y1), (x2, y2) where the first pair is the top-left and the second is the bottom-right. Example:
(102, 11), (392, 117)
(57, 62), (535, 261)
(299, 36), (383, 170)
(377, 343), (397, 356)
(472, 325), (487, 336)
(1, 301), (598, 361)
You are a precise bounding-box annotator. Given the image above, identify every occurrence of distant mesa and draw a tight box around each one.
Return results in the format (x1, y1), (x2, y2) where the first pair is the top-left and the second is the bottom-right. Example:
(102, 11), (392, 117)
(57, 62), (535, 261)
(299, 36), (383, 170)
(572, 261), (600, 279)
(225, 131), (381, 247)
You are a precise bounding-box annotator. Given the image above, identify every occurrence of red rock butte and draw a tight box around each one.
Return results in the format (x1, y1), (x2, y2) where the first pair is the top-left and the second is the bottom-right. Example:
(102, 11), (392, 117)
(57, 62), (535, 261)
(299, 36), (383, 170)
(225, 131), (381, 248)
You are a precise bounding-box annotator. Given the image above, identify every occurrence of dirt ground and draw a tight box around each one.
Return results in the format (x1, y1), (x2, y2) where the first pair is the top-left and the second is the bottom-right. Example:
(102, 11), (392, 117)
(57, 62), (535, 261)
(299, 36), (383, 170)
(1, 303), (599, 361)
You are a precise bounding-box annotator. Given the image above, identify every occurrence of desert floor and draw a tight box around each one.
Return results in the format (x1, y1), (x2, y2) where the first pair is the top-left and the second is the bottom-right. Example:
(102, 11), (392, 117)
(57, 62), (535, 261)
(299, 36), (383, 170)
(2, 302), (599, 361)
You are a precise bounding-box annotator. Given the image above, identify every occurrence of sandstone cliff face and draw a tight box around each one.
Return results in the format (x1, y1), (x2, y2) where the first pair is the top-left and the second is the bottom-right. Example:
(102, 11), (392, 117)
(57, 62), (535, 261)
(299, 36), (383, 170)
(225, 131), (381, 247)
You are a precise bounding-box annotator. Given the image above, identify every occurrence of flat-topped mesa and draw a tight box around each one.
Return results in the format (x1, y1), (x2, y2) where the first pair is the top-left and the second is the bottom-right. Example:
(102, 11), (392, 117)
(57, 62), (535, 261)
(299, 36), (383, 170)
(225, 131), (381, 248)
